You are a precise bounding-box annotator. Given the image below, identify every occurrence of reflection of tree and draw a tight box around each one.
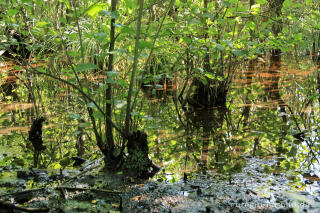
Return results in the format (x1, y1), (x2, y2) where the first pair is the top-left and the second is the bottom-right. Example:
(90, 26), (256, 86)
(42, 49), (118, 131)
(144, 99), (176, 166)
(185, 107), (227, 171)
(242, 60), (254, 128)
(243, 60), (263, 157)
(265, 0), (286, 155)
(266, 50), (288, 155)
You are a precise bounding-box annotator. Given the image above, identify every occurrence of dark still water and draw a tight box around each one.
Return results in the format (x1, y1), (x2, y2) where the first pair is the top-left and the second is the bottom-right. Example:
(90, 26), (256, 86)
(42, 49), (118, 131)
(1, 57), (320, 186)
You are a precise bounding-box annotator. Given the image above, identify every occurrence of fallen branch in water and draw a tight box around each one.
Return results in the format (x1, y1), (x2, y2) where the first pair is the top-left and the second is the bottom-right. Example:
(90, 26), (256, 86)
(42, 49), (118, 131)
(62, 164), (100, 184)
(61, 157), (104, 184)
(80, 156), (104, 171)
(56, 186), (121, 194)
(0, 199), (49, 212)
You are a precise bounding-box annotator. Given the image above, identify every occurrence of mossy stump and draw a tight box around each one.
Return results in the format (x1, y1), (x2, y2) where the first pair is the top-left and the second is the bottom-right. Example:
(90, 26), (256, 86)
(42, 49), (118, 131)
(123, 130), (158, 178)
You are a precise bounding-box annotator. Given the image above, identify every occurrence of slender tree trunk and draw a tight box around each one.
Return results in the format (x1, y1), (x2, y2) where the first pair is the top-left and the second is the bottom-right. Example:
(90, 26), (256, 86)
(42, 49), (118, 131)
(203, 0), (210, 74)
(105, 0), (117, 155)
(268, 0), (285, 36)
(125, 0), (144, 135)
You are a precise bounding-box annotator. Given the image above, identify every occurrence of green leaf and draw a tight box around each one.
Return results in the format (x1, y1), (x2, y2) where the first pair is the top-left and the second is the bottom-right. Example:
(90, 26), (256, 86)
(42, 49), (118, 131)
(59, 0), (71, 8)
(131, 111), (139, 116)
(67, 50), (77, 57)
(115, 100), (127, 109)
(232, 49), (245, 56)
(8, 9), (18, 16)
(251, 4), (261, 14)
(204, 72), (215, 79)
(142, 115), (153, 121)
(229, 0), (238, 4)
(86, 3), (107, 17)
(79, 122), (91, 128)
(38, 21), (48, 27)
(99, 10), (119, 19)
(200, 77), (208, 85)
(93, 32), (108, 42)
(69, 113), (81, 120)
(113, 148), (121, 157)
(53, 163), (61, 169)
(72, 131), (82, 136)
(106, 71), (120, 78)
(114, 23), (123, 28)
(12, 158), (25, 166)
(217, 76), (225, 81)
(283, 28), (289, 34)
(139, 41), (153, 49)
(63, 151), (70, 158)
(183, 37), (192, 44)
(121, 26), (135, 34)
(93, 110), (104, 119)
(216, 44), (225, 51)
(14, 65), (21, 70)
(287, 146), (297, 157)
(87, 102), (95, 108)
(245, 21), (256, 30)
(256, 0), (266, 4)
(76, 63), (99, 72)
(117, 79), (126, 87)
(293, 33), (302, 41)
(124, 0), (136, 9)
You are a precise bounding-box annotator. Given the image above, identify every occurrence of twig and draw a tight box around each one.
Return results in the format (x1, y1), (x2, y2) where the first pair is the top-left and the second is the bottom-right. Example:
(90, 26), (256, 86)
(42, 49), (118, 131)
(56, 186), (121, 194)
(62, 164), (100, 184)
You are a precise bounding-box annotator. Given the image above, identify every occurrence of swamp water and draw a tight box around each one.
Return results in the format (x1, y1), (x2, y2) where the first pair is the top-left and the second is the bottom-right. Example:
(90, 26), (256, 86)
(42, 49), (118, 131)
(1, 57), (320, 212)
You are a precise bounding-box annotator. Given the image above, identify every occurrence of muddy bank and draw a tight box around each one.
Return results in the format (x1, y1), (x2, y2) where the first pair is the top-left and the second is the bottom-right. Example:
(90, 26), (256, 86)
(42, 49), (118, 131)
(124, 156), (320, 212)
(0, 156), (319, 212)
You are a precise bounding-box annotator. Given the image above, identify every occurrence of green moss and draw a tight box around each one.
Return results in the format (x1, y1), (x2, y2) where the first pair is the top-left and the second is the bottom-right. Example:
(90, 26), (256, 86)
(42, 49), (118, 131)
(123, 148), (151, 176)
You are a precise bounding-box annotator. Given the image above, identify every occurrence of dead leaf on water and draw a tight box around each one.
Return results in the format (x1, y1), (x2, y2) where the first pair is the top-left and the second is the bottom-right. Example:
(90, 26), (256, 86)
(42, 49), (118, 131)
(130, 195), (144, 201)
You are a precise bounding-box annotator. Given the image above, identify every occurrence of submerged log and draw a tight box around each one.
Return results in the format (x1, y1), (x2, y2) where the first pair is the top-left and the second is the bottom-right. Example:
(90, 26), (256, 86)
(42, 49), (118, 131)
(0, 199), (49, 212)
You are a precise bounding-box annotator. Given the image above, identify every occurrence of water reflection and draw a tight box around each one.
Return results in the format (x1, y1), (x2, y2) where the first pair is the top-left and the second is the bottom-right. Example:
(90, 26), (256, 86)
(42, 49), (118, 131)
(137, 55), (320, 180)
(267, 50), (288, 155)
(185, 107), (227, 171)
(1, 56), (320, 183)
